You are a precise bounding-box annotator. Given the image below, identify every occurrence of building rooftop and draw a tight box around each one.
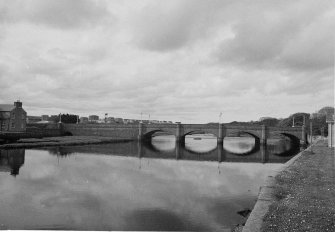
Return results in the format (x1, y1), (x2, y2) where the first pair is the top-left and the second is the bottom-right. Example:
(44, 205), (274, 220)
(0, 104), (15, 112)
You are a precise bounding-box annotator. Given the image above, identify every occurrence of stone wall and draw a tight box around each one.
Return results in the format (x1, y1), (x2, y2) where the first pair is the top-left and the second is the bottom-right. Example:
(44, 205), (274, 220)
(63, 124), (139, 139)
(26, 128), (62, 137)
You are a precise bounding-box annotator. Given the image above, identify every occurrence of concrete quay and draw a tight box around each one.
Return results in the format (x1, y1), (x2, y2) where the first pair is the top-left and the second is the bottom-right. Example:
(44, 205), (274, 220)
(243, 138), (335, 232)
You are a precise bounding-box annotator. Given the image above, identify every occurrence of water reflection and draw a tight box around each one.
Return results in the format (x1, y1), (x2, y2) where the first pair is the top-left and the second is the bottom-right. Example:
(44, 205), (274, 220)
(42, 136), (299, 164)
(0, 149), (25, 176)
(0, 136), (301, 231)
(0, 149), (282, 230)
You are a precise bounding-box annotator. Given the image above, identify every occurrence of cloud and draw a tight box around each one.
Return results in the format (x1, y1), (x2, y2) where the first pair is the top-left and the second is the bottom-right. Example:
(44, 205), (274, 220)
(0, 0), (111, 29)
(131, 0), (230, 51)
(216, 0), (334, 73)
(0, 0), (333, 123)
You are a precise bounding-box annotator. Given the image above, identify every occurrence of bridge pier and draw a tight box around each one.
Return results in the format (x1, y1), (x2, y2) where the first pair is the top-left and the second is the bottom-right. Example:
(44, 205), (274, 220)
(260, 145), (269, 163)
(217, 123), (225, 145)
(261, 125), (268, 145)
(301, 125), (307, 145)
(137, 141), (144, 158)
(175, 142), (183, 160)
(217, 145), (226, 163)
(138, 122), (148, 142)
(175, 123), (185, 144)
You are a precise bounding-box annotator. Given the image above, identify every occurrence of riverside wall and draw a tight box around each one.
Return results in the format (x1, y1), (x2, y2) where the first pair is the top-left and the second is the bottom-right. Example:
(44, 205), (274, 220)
(62, 123), (139, 139)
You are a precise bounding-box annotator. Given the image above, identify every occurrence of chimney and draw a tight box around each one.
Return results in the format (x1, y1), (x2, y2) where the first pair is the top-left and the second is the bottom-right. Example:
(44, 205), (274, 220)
(14, 100), (22, 108)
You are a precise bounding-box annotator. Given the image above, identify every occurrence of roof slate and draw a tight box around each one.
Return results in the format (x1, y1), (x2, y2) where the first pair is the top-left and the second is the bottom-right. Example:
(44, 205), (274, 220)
(0, 104), (14, 112)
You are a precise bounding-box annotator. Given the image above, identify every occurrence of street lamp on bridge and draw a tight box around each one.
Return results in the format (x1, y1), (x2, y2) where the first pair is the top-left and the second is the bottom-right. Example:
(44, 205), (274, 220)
(292, 116), (295, 127)
(310, 114), (314, 153)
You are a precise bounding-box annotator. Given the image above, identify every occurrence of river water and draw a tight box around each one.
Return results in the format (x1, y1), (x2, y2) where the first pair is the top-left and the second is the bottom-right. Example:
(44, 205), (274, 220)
(0, 136), (299, 231)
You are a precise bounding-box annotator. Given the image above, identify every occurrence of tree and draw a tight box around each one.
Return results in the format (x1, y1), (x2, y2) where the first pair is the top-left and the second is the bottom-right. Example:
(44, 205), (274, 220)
(277, 112), (309, 127)
(260, 118), (279, 127)
(50, 114), (78, 124)
(318, 106), (334, 116)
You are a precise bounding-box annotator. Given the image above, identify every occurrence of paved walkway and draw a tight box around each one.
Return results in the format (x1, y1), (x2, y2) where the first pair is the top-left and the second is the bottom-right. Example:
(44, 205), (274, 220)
(258, 139), (335, 231)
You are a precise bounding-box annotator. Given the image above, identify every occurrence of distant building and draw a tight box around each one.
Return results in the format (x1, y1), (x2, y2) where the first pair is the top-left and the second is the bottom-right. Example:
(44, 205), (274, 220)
(97, 119), (106, 123)
(0, 101), (27, 132)
(114, 118), (123, 123)
(41, 115), (49, 121)
(88, 115), (99, 122)
(124, 119), (136, 124)
(80, 117), (89, 123)
(106, 117), (115, 123)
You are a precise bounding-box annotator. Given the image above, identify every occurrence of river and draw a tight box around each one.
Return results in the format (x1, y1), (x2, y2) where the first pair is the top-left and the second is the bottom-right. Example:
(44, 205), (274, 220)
(0, 135), (299, 231)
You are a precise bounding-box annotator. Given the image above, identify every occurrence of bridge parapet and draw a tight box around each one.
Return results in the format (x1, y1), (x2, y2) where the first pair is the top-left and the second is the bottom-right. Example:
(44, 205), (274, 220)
(225, 125), (263, 130)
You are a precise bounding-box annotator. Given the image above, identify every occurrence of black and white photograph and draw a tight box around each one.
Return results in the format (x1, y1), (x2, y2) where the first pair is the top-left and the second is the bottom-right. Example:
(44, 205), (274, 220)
(0, 0), (334, 231)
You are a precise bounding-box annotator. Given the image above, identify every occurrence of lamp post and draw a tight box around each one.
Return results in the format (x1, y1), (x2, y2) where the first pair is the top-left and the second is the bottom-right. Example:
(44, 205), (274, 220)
(292, 116), (295, 127)
(219, 112), (222, 124)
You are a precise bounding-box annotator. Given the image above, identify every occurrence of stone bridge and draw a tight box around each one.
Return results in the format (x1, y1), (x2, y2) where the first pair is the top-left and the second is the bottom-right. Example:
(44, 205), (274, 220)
(63, 123), (308, 145)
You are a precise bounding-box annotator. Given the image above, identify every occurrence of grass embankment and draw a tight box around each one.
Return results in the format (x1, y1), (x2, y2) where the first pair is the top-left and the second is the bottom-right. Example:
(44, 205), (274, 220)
(0, 136), (132, 149)
(262, 140), (335, 231)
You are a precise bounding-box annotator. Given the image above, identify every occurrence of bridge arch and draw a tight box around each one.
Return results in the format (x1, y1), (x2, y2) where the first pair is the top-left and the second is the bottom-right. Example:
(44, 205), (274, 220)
(183, 130), (211, 136)
(142, 129), (175, 142)
(270, 133), (301, 157)
(238, 131), (260, 140)
(268, 132), (301, 148)
(279, 133), (301, 146)
(182, 130), (218, 140)
(222, 131), (260, 156)
(182, 129), (219, 138)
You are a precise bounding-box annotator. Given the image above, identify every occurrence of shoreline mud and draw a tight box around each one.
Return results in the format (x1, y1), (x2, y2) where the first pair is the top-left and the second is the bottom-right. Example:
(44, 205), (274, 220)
(0, 136), (133, 149)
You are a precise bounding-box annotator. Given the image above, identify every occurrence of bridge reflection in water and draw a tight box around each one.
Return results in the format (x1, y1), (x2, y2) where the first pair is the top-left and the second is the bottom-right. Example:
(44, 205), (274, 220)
(44, 135), (300, 164)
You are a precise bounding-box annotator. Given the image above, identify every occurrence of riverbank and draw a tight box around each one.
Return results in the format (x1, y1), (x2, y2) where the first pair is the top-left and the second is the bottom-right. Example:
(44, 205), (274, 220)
(243, 139), (335, 232)
(0, 136), (132, 149)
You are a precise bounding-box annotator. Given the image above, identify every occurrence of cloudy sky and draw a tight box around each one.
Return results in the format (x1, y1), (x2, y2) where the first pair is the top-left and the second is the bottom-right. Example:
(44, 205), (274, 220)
(0, 0), (334, 123)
